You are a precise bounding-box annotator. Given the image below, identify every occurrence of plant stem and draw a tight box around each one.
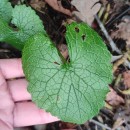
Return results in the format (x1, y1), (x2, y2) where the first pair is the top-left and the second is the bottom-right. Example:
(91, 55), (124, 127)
(94, 14), (121, 54)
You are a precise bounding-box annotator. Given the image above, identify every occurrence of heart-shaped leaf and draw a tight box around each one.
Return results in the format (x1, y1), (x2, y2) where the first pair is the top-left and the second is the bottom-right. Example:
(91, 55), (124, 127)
(22, 22), (112, 124)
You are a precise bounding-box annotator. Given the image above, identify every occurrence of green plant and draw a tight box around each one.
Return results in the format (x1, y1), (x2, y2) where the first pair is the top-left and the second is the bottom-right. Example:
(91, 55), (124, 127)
(0, 0), (112, 124)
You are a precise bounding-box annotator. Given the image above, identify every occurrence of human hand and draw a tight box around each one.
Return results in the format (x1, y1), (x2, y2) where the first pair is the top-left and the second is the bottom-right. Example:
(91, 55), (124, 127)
(0, 58), (59, 130)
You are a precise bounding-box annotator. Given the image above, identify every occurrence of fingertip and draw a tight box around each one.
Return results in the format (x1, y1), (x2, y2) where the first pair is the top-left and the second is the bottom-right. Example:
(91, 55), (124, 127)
(0, 58), (24, 79)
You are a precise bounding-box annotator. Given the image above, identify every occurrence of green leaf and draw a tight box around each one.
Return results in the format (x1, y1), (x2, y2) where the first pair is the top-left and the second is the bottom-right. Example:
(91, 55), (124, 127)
(22, 23), (112, 124)
(0, 19), (26, 50)
(0, 4), (45, 50)
(11, 5), (45, 45)
(0, 0), (13, 22)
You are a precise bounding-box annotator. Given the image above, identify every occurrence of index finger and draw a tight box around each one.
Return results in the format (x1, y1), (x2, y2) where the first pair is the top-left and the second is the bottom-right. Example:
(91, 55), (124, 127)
(0, 58), (24, 79)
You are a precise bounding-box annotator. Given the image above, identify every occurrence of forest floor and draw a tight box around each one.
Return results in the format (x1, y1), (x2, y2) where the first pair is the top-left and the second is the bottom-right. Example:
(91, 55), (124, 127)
(1, 0), (130, 130)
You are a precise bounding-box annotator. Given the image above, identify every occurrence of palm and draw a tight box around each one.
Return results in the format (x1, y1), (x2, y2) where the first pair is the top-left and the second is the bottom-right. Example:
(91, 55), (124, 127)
(0, 59), (59, 130)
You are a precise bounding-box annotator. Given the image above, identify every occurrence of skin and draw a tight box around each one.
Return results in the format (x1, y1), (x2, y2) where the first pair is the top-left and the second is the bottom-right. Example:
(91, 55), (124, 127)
(0, 58), (59, 130)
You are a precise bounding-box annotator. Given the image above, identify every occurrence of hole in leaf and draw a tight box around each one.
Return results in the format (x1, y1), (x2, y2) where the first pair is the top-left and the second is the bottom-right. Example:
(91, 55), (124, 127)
(75, 27), (79, 33)
(54, 62), (60, 65)
(9, 23), (19, 31)
(82, 34), (86, 41)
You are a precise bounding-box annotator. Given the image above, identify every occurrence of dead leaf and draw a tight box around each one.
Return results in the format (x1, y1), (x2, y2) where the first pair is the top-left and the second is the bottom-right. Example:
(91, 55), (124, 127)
(60, 122), (76, 130)
(105, 102), (113, 110)
(58, 44), (68, 60)
(113, 53), (128, 72)
(118, 88), (130, 95)
(111, 15), (130, 48)
(71, 0), (101, 25)
(106, 0), (128, 24)
(45, 0), (72, 16)
(123, 71), (130, 89)
(113, 107), (130, 130)
(100, 0), (109, 5)
(30, 0), (45, 13)
(106, 88), (124, 106)
(112, 117), (125, 130)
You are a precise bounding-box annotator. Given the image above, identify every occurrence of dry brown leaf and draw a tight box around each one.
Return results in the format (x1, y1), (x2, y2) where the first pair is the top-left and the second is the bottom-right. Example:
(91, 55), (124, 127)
(100, 0), (109, 5)
(30, 0), (45, 12)
(58, 44), (68, 60)
(119, 89), (130, 95)
(45, 0), (72, 16)
(61, 122), (76, 130)
(113, 53), (128, 72)
(113, 108), (130, 130)
(112, 117), (125, 130)
(71, 0), (101, 25)
(105, 102), (113, 110)
(111, 15), (130, 48)
(107, 0), (128, 24)
(123, 71), (130, 89)
(106, 88), (124, 106)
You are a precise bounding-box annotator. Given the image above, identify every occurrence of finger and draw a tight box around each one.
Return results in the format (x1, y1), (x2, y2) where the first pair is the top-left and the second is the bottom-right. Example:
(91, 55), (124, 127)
(13, 102), (59, 127)
(0, 71), (14, 130)
(7, 79), (31, 102)
(0, 58), (24, 79)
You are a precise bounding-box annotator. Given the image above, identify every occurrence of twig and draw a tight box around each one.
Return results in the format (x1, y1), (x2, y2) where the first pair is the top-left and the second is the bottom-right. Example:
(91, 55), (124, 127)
(107, 7), (130, 27)
(0, 49), (10, 52)
(124, 60), (130, 69)
(90, 119), (112, 130)
(111, 55), (123, 63)
(113, 53), (128, 72)
(112, 118), (125, 130)
(94, 14), (122, 54)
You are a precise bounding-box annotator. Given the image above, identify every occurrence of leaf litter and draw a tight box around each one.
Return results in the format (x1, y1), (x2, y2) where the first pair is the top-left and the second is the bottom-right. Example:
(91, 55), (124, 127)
(2, 0), (130, 130)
